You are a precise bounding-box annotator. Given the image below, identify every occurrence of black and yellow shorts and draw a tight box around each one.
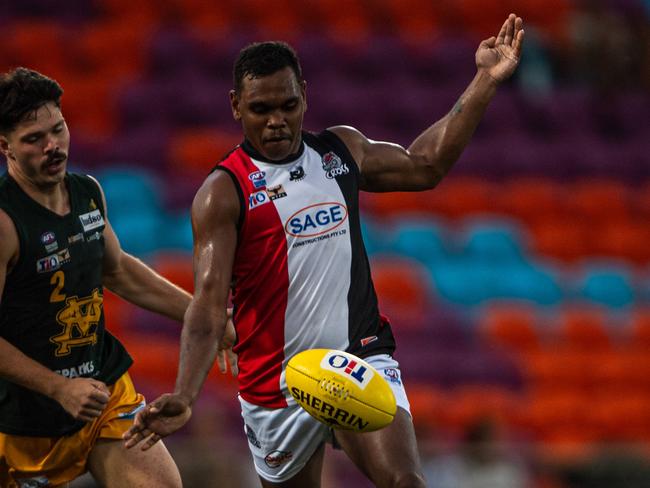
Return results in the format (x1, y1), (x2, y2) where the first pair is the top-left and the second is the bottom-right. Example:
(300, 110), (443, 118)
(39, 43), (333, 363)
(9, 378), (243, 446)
(0, 372), (145, 488)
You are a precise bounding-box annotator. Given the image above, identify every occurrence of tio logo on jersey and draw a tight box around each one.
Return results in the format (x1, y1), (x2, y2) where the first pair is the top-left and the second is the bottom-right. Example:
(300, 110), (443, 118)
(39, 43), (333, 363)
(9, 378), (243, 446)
(320, 351), (374, 390)
(284, 202), (348, 238)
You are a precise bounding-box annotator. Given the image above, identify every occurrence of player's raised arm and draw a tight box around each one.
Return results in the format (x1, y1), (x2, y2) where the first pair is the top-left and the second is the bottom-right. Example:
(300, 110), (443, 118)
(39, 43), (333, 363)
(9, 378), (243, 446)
(124, 170), (239, 450)
(332, 14), (524, 193)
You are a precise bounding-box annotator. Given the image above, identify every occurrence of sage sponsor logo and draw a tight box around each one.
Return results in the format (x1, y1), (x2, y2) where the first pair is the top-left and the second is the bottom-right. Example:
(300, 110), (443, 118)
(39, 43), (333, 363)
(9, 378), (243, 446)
(79, 209), (104, 232)
(284, 202), (348, 238)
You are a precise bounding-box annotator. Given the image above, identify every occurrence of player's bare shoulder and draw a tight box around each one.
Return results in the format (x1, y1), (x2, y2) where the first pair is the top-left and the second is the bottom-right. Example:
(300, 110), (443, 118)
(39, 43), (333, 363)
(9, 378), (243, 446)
(0, 208), (20, 272)
(192, 169), (241, 228)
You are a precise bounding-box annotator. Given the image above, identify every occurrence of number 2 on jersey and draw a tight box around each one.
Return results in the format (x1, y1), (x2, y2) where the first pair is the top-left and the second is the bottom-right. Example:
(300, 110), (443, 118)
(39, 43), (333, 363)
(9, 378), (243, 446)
(50, 270), (66, 302)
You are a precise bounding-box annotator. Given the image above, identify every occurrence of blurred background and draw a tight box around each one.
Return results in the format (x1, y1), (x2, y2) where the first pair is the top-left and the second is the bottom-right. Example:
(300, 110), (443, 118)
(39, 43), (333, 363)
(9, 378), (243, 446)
(2, 0), (650, 486)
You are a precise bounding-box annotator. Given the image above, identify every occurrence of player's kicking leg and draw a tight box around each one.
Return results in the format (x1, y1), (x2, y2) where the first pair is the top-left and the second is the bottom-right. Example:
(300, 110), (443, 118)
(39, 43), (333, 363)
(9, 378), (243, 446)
(334, 407), (426, 488)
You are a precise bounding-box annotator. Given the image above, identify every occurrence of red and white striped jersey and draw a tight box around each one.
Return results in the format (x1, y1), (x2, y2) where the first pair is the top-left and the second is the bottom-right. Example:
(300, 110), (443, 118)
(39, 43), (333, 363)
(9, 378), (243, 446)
(216, 130), (395, 408)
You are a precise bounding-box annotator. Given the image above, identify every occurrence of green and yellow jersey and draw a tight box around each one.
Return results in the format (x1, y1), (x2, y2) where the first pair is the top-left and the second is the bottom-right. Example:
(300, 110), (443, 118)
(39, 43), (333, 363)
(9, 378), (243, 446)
(0, 172), (132, 437)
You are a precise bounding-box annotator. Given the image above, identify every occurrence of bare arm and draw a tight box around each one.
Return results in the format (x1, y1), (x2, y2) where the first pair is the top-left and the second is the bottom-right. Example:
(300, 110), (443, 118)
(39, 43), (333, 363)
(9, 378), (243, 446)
(91, 176), (192, 322)
(174, 170), (239, 404)
(0, 209), (110, 421)
(332, 14), (525, 192)
(124, 170), (239, 449)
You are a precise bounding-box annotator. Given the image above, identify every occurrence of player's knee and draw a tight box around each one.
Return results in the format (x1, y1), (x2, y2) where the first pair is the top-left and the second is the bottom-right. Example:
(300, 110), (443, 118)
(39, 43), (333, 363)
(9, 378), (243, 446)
(388, 470), (426, 488)
(377, 471), (427, 488)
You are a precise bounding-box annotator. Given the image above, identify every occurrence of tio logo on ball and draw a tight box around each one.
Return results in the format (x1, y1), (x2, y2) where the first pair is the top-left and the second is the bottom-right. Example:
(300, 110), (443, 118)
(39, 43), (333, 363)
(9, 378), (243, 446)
(321, 352), (374, 390)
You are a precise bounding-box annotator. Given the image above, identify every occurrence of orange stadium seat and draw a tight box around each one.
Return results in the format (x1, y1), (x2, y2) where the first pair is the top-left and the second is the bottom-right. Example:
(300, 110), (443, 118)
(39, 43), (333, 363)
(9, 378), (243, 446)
(310, 0), (372, 44)
(480, 303), (541, 356)
(56, 74), (117, 138)
(551, 306), (612, 352)
(169, 129), (240, 176)
(377, 0), (443, 44)
(595, 220), (650, 263)
(97, 0), (160, 25)
(497, 178), (565, 224)
(102, 289), (135, 337)
(426, 177), (497, 218)
(529, 217), (594, 262)
(454, 0), (514, 38)
(152, 252), (194, 294)
(2, 22), (69, 80)
(370, 255), (433, 327)
(567, 180), (633, 224)
(442, 386), (521, 433)
(630, 308), (650, 352)
(239, 0), (304, 39)
(521, 388), (598, 449)
(70, 20), (151, 80)
(515, 0), (573, 41)
(405, 384), (448, 431)
(119, 332), (179, 389)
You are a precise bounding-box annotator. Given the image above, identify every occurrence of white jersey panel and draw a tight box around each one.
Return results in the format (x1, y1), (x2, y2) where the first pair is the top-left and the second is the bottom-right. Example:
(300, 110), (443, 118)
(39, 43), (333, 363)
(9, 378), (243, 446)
(251, 145), (352, 365)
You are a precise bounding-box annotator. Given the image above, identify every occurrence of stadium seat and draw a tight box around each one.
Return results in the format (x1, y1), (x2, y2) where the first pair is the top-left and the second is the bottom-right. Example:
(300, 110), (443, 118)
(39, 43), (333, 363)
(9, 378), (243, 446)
(573, 261), (636, 309)
(529, 217), (593, 262)
(568, 180), (633, 224)
(388, 217), (450, 266)
(168, 128), (240, 176)
(458, 217), (527, 264)
(370, 255), (434, 327)
(152, 252), (194, 294)
(480, 303), (541, 355)
(551, 306), (613, 352)
(96, 167), (164, 218)
(497, 178), (565, 224)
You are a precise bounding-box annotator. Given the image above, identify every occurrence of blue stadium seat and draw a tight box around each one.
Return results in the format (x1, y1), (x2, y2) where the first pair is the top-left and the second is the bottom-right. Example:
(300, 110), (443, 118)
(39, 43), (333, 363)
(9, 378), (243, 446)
(96, 167), (163, 218)
(458, 218), (527, 264)
(388, 217), (450, 265)
(574, 261), (636, 309)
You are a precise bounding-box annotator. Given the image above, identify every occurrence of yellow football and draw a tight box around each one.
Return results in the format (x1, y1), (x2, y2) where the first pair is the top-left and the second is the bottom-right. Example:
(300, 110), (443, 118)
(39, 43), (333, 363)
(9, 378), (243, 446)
(285, 349), (397, 433)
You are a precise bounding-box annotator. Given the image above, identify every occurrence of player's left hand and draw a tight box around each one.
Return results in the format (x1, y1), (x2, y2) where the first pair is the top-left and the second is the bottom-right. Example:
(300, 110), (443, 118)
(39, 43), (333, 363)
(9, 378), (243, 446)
(475, 13), (525, 83)
(217, 310), (238, 376)
(123, 393), (191, 451)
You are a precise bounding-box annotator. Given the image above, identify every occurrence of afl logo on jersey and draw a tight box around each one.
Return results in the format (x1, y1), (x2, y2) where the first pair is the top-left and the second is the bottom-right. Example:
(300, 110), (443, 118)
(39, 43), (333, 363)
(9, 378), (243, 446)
(248, 170), (267, 189)
(41, 231), (58, 252)
(284, 202), (348, 237)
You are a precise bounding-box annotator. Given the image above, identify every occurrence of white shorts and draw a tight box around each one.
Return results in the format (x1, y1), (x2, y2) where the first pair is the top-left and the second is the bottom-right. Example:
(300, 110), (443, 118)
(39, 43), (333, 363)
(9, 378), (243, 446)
(239, 354), (410, 483)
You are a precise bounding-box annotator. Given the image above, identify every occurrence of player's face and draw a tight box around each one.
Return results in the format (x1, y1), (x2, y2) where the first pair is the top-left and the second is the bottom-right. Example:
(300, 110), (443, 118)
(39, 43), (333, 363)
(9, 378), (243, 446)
(231, 67), (306, 161)
(0, 102), (70, 189)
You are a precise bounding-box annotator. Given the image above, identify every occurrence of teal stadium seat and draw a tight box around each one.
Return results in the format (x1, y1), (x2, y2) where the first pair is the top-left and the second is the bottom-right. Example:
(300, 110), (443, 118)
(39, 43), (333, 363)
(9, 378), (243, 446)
(388, 217), (450, 266)
(575, 261), (636, 309)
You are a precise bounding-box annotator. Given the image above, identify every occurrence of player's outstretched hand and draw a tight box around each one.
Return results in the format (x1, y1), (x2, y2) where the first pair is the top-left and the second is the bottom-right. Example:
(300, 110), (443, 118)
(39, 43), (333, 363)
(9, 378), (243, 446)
(123, 393), (192, 451)
(54, 377), (110, 422)
(217, 312), (238, 377)
(475, 13), (525, 83)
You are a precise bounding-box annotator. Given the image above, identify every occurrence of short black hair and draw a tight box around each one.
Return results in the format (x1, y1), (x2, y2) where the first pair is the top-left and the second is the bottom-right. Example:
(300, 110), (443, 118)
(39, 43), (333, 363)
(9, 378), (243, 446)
(0, 67), (63, 134)
(233, 41), (303, 94)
